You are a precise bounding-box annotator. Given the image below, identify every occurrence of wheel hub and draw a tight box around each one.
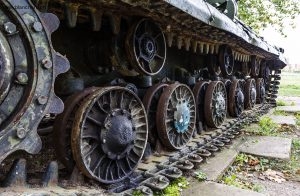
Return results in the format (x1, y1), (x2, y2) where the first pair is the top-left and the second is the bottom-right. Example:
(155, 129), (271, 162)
(215, 92), (226, 116)
(236, 90), (244, 105)
(250, 86), (257, 104)
(174, 101), (190, 133)
(140, 34), (156, 61)
(102, 109), (135, 160)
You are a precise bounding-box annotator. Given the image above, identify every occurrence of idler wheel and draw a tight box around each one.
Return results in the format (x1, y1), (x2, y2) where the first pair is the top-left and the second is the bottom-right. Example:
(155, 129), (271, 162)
(256, 78), (266, 104)
(53, 87), (99, 171)
(126, 19), (166, 76)
(193, 81), (209, 133)
(71, 87), (148, 183)
(143, 83), (169, 148)
(204, 81), (227, 128)
(219, 45), (234, 76)
(228, 80), (244, 117)
(157, 83), (196, 150)
(245, 78), (257, 109)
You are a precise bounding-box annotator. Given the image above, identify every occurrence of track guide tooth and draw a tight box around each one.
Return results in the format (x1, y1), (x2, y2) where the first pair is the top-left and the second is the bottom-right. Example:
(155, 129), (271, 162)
(166, 32), (174, 47)
(192, 40), (197, 53)
(90, 9), (103, 31)
(109, 15), (121, 35)
(65, 3), (79, 28)
(3, 159), (27, 187)
(210, 44), (215, 54)
(177, 36), (183, 49)
(199, 42), (204, 53)
(42, 161), (58, 187)
(184, 37), (191, 51)
(205, 44), (209, 54)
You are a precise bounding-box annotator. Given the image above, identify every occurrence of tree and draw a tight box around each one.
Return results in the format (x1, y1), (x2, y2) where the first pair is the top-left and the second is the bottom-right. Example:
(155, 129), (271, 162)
(238, 0), (300, 36)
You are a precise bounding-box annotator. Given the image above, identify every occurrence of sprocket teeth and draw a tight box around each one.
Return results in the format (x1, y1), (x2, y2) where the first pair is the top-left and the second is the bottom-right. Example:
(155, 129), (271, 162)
(54, 52), (70, 77)
(48, 95), (65, 114)
(40, 13), (60, 34)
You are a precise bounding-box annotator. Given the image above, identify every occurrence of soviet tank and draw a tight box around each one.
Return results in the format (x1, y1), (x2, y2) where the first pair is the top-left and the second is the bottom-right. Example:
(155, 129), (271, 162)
(0, 0), (285, 193)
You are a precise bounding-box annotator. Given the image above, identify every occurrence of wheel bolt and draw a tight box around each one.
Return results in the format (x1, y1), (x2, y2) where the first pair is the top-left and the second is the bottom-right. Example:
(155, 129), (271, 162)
(42, 58), (52, 69)
(16, 128), (27, 139)
(33, 22), (43, 32)
(16, 72), (28, 84)
(4, 22), (17, 34)
(102, 139), (106, 144)
(37, 96), (48, 105)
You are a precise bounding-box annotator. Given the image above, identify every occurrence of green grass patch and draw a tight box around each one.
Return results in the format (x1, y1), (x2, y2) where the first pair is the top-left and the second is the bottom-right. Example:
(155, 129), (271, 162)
(276, 100), (288, 106)
(194, 171), (207, 181)
(295, 112), (300, 126)
(154, 177), (189, 196)
(256, 116), (279, 136)
(273, 109), (288, 116)
(279, 72), (300, 97)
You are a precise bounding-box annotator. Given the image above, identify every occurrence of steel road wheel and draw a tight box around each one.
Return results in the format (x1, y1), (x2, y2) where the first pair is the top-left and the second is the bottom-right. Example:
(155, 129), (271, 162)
(256, 78), (266, 104)
(193, 81), (209, 133)
(71, 87), (148, 183)
(245, 78), (257, 109)
(126, 19), (166, 76)
(157, 83), (196, 150)
(228, 80), (244, 117)
(219, 45), (234, 76)
(53, 87), (99, 171)
(143, 83), (169, 147)
(241, 61), (251, 76)
(204, 81), (227, 128)
(207, 55), (221, 77)
(251, 56), (260, 77)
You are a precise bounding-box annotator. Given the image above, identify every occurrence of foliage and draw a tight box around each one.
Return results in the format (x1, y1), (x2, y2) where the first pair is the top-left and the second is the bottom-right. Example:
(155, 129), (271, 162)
(276, 100), (287, 106)
(238, 0), (300, 35)
(155, 177), (189, 196)
(194, 171), (207, 181)
(132, 190), (143, 196)
(257, 116), (278, 136)
(295, 112), (300, 126)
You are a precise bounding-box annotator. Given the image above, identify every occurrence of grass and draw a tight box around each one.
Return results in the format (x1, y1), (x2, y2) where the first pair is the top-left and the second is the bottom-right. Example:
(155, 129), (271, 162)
(273, 109), (288, 116)
(276, 99), (288, 106)
(295, 112), (300, 126)
(279, 72), (300, 97)
(154, 177), (189, 196)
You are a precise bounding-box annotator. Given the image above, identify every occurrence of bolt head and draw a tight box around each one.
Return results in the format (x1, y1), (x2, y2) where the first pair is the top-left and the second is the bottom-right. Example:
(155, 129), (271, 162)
(42, 58), (52, 69)
(16, 72), (28, 84)
(4, 22), (17, 34)
(16, 128), (26, 139)
(37, 96), (48, 105)
(33, 22), (43, 32)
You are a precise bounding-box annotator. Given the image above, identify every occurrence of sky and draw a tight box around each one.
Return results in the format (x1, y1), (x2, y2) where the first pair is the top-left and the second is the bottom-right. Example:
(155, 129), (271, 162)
(261, 15), (300, 65)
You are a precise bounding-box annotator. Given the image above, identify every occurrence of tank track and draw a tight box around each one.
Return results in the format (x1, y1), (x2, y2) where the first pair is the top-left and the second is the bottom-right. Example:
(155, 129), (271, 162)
(0, 103), (270, 194)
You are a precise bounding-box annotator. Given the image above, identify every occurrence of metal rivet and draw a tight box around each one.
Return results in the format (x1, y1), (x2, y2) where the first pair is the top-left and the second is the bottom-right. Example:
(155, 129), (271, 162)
(37, 96), (48, 105)
(16, 128), (26, 139)
(42, 58), (52, 69)
(16, 72), (28, 84)
(102, 139), (106, 144)
(4, 22), (17, 34)
(33, 22), (43, 32)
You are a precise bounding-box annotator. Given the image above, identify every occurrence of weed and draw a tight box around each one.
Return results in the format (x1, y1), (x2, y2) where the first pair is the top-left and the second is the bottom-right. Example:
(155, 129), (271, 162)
(257, 116), (278, 136)
(276, 100), (287, 106)
(235, 153), (249, 165)
(155, 177), (189, 196)
(291, 102), (296, 106)
(194, 171), (207, 181)
(132, 190), (143, 196)
(252, 184), (264, 192)
(295, 112), (300, 126)
(273, 110), (288, 116)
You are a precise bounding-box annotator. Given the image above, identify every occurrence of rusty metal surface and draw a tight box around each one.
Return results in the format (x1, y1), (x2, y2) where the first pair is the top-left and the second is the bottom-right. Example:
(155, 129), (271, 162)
(204, 81), (227, 128)
(31, 0), (286, 70)
(0, 0), (69, 164)
(53, 87), (99, 172)
(156, 83), (196, 150)
(71, 87), (148, 184)
(142, 83), (169, 149)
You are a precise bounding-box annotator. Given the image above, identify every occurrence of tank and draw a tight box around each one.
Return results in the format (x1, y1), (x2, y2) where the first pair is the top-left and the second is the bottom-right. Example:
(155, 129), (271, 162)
(0, 0), (285, 192)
